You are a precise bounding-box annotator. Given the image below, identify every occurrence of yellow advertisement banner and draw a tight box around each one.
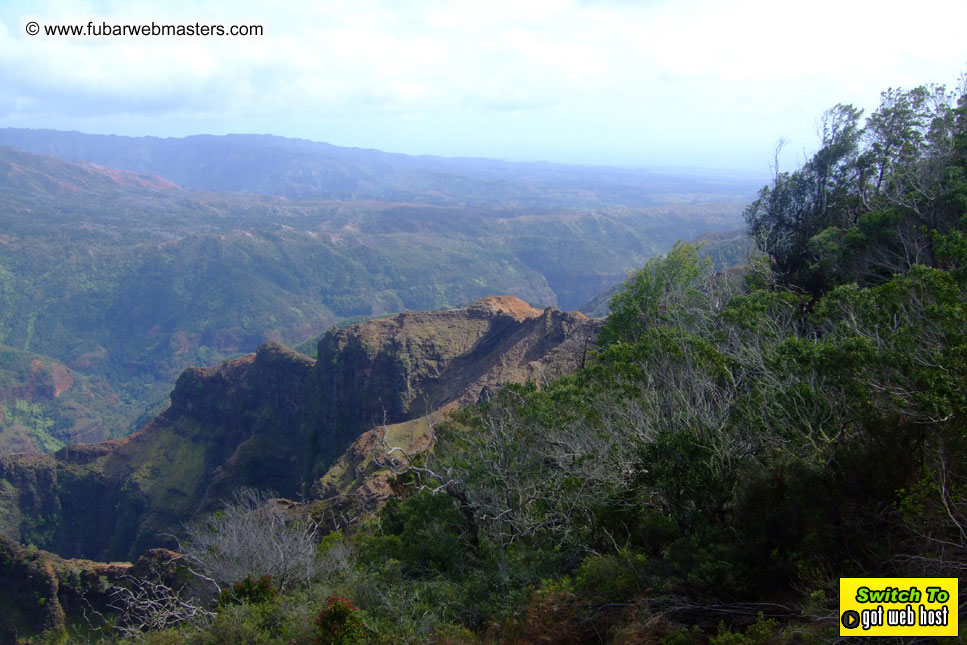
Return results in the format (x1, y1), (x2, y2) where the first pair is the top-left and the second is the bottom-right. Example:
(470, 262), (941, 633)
(840, 577), (958, 637)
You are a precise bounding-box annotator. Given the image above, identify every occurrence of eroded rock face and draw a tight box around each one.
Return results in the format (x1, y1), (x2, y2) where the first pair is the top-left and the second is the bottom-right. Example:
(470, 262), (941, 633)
(0, 343), (317, 562)
(315, 296), (593, 419)
(0, 534), (191, 641)
(309, 297), (597, 517)
(0, 297), (597, 566)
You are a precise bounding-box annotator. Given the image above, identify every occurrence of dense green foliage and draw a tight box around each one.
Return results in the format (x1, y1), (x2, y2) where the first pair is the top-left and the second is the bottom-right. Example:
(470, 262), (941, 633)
(218, 576), (279, 607)
(324, 81), (967, 641)
(579, 229), (755, 318)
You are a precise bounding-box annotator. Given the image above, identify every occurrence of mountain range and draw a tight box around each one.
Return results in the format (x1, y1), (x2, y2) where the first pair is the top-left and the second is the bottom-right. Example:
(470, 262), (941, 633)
(2, 78), (964, 643)
(0, 128), (753, 637)
(0, 131), (753, 453)
(0, 128), (756, 207)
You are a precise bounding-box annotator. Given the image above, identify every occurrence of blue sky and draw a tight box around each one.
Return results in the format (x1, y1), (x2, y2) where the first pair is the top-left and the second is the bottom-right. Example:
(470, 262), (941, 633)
(1, 0), (965, 176)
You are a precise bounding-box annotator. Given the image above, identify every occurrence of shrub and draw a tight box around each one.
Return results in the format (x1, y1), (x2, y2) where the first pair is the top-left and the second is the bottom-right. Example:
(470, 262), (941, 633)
(218, 575), (279, 606)
(314, 596), (368, 645)
(574, 551), (649, 604)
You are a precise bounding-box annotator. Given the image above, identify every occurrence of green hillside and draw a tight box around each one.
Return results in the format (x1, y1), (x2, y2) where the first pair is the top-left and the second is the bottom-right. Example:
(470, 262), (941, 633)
(0, 345), (137, 453)
(0, 147), (744, 449)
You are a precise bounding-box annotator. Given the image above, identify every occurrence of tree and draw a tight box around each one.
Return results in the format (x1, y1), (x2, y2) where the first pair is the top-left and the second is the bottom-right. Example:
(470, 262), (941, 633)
(598, 241), (710, 346)
(177, 488), (347, 594)
(106, 570), (214, 639)
(744, 104), (864, 292)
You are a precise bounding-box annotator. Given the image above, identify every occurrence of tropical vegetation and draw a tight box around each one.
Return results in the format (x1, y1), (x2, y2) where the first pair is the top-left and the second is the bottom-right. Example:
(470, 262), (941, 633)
(15, 78), (967, 643)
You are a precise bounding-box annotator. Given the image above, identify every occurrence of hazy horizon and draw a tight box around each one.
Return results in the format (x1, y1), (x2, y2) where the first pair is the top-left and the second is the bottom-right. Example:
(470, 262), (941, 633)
(0, 125), (773, 183)
(2, 0), (965, 177)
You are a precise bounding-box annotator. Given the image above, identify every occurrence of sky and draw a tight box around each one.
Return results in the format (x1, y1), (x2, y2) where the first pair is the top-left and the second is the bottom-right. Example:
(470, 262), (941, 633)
(1, 0), (965, 177)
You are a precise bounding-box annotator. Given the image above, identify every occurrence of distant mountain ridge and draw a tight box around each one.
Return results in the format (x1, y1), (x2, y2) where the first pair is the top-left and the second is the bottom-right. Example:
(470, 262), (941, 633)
(1, 148), (178, 197)
(0, 128), (757, 207)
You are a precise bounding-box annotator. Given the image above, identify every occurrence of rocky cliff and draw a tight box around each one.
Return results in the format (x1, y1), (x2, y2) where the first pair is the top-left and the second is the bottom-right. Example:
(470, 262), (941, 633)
(0, 533), (194, 640)
(0, 297), (597, 564)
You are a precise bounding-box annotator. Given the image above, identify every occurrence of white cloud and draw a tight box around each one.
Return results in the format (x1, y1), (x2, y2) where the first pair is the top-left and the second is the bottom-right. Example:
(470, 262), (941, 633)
(0, 0), (964, 171)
